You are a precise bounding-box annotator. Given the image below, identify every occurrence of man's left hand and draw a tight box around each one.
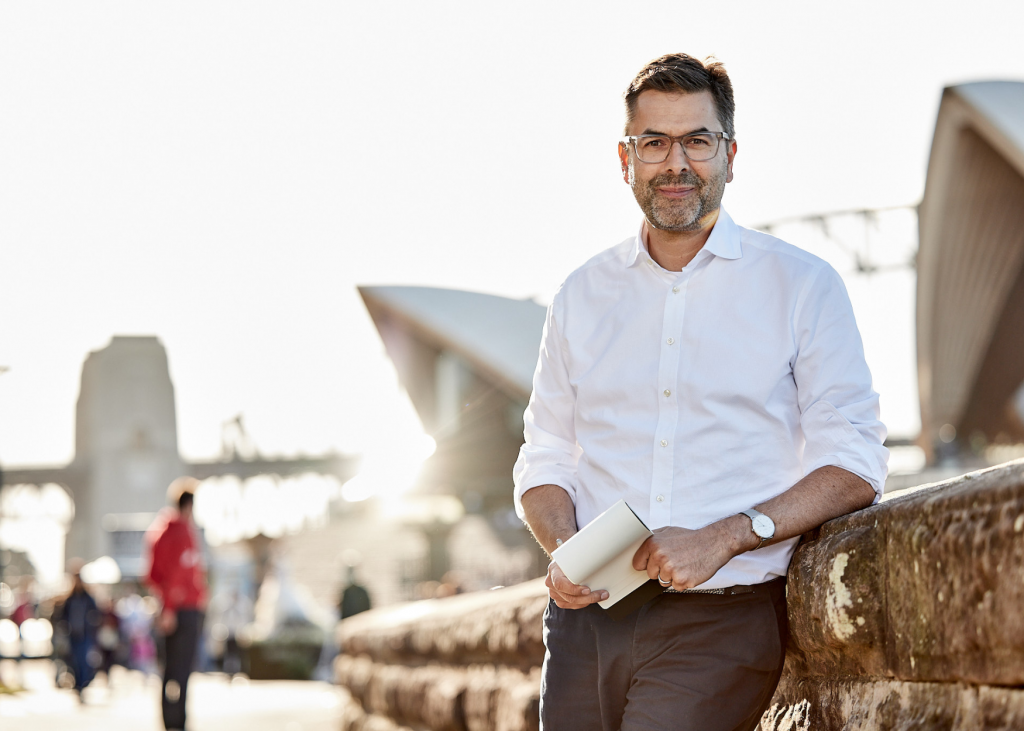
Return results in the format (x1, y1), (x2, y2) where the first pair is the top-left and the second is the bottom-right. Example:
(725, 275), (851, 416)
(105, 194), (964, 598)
(632, 524), (738, 592)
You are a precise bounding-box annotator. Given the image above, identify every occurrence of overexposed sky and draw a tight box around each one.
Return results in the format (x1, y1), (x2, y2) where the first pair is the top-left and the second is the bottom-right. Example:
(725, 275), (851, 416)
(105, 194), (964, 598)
(2, 1), (1024, 466)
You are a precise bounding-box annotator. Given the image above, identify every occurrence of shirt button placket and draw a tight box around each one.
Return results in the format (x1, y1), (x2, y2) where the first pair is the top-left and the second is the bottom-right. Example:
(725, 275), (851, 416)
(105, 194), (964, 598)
(652, 276), (686, 525)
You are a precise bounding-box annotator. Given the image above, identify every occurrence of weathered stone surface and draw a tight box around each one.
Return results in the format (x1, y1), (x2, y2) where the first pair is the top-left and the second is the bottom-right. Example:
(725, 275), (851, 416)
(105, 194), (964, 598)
(337, 686), (415, 731)
(338, 579), (548, 668)
(762, 675), (1024, 730)
(784, 458), (1024, 685)
(335, 655), (540, 731)
(883, 461), (1024, 685)
(784, 523), (888, 678)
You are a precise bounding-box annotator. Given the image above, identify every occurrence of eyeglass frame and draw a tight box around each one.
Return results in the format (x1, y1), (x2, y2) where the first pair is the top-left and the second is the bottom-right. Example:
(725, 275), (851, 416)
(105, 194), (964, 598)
(619, 131), (733, 163)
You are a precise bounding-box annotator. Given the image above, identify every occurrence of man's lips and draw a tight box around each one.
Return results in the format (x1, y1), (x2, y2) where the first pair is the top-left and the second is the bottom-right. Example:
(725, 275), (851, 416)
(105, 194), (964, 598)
(656, 186), (695, 199)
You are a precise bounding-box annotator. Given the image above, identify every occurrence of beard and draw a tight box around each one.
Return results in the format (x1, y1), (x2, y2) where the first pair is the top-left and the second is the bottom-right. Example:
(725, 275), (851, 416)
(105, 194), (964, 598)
(631, 163), (728, 232)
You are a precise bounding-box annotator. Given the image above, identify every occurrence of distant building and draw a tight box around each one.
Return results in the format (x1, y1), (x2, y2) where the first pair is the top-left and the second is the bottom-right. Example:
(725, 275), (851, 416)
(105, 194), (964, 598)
(917, 81), (1024, 459)
(70, 337), (184, 570)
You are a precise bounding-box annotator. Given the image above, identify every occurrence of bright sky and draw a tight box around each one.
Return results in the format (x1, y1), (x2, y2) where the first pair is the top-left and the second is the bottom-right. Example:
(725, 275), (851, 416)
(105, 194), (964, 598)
(2, 1), (1024, 467)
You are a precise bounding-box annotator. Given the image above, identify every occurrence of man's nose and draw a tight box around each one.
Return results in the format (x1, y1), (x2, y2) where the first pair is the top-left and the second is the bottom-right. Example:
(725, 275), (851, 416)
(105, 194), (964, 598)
(664, 140), (690, 172)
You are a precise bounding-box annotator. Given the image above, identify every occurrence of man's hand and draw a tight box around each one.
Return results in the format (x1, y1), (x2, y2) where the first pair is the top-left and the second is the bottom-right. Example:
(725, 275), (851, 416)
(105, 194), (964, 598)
(633, 522), (750, 592)
(158, 608), (178, 635)
(546, 561), (609, 609)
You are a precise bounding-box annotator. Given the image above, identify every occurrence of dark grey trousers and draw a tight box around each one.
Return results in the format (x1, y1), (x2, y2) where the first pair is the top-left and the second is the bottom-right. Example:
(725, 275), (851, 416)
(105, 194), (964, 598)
(540, 578), (787, 731)
(162, 609), (203, 730)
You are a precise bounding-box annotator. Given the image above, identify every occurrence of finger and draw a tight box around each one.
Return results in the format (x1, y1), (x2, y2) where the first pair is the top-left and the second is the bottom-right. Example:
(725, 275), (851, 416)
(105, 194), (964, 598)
(549, 563), (609, 604)
(549, 564), (592, 597)
(632, 537), (653, 571)
(552, 573), (591, 597)
(648, 558), (666, 582)
(553, 587), (609, 608)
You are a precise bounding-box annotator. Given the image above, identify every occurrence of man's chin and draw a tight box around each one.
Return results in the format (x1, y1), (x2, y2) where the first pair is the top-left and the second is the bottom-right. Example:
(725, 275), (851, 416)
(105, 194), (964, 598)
(648, 208), (703, 232)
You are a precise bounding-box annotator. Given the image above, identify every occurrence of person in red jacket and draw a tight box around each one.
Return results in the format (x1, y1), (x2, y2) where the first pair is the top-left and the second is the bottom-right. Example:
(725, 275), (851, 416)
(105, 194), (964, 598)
(146, 478), (207, 731)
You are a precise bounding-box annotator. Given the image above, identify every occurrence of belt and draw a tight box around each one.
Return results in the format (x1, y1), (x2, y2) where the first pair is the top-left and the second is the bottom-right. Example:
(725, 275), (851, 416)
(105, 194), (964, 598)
(663, 576), (784, 596)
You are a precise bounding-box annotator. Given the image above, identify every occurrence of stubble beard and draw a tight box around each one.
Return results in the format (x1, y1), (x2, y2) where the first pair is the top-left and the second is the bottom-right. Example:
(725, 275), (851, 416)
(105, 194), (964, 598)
(631, 162), (728, 232)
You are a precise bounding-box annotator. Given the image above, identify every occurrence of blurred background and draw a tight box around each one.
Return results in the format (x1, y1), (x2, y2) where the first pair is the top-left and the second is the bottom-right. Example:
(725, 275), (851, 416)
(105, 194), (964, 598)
(2, 0), (1024, 726)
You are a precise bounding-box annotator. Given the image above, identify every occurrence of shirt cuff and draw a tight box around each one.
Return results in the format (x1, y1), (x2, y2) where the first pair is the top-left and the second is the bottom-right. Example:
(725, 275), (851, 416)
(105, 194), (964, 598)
(513, 447), (579, 519)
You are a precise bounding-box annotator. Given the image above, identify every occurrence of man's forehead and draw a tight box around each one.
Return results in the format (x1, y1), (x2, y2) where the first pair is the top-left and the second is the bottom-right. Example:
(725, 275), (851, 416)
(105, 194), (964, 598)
(628, 89), (719, 134)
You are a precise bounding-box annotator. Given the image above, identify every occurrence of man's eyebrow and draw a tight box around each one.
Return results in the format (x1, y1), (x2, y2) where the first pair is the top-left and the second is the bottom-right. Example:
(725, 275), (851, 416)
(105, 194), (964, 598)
(640, 126), (711, 136)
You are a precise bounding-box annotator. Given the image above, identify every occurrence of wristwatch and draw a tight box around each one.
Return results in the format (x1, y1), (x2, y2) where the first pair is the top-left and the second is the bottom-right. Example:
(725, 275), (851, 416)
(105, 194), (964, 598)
(740, 508), (775, 549)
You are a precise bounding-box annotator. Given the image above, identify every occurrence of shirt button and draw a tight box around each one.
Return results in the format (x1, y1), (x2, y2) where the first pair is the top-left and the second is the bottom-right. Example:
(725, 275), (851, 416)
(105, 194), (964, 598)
(663, 389), (671, 397)
(656, 495), (664, 502)
(667, 338), (674, 345)
(672, 286), (680, 293)
(660, 440), (668, 447)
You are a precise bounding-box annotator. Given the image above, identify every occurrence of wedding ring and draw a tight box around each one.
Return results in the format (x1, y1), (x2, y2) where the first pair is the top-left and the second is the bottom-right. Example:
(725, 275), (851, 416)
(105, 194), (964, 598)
(657, 574), (671, 586)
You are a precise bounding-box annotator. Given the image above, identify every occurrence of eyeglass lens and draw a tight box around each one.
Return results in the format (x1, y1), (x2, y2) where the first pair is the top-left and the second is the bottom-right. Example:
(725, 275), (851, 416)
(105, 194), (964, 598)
(634, 134), (720, 163)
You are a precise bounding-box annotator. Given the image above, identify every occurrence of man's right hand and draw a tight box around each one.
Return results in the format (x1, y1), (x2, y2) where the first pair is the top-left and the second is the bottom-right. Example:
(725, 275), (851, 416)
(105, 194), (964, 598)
(546, 561), (609, 609)
(158, 608), (177, 635)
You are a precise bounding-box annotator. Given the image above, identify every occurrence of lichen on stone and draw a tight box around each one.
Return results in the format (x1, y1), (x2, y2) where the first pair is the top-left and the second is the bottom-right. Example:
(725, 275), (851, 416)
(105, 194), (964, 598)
(826, 552), (857, 641)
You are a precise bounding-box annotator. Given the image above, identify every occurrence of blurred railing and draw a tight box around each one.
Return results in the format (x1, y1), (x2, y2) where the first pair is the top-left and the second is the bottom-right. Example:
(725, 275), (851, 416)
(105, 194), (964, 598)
(334, 459), (1024, 731)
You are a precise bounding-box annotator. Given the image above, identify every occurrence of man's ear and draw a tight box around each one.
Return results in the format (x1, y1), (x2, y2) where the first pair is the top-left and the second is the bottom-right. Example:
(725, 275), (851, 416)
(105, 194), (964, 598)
(725, 139), (737, 184)
(618, 142), (631, 184)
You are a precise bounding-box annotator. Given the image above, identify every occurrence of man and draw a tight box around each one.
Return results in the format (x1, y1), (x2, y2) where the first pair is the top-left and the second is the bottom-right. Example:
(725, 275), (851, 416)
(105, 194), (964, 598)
(147, 477), (207, 731)
(513, 53), (888, 731)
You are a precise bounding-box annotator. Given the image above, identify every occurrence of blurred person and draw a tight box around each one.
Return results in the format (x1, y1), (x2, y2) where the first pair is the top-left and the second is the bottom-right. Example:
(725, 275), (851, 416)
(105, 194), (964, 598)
(96, 596), (122, 676)
(146, 478), (207, 731)
(117, 592), (158, 676)
(515, 53), (888, 730)
(52, 564), (100, 700)
(337, 565), (371, 620)
(11, 577), (36, 626)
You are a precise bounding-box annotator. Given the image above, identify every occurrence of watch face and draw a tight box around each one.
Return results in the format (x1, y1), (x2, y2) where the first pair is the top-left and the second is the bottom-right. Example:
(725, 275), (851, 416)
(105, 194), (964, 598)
(752, 515), (774, 538)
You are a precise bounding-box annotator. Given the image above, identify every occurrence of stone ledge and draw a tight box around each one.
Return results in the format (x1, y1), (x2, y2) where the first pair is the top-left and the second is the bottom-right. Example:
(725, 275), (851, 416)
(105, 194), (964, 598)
(335, 655), (540, 731)
(337, 578), (548, 668)
(785, 458), (1024, 685)
(764, 675), (1024, 730)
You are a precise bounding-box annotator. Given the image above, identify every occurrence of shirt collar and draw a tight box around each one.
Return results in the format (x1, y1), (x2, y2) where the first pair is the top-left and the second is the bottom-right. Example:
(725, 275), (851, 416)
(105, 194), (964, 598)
(626, 206), (743, 268)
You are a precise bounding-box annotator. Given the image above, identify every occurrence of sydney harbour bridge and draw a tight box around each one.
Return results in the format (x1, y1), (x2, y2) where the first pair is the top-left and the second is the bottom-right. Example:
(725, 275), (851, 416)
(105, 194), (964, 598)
(0, 335), (357, 576)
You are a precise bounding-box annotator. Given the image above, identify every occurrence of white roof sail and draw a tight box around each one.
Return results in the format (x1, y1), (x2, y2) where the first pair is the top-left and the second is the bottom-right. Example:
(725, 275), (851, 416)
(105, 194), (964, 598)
(359, 286), (547, 400)
(955, 81), (1024, 176)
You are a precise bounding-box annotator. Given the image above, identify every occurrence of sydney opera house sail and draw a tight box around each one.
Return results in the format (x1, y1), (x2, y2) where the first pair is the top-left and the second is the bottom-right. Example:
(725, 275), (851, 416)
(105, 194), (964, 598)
(917, 81), (1024, 454)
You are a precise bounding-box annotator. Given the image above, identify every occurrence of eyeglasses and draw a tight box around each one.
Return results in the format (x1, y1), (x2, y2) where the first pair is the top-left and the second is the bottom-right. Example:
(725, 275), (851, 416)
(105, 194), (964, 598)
(620, 132), (731, 163)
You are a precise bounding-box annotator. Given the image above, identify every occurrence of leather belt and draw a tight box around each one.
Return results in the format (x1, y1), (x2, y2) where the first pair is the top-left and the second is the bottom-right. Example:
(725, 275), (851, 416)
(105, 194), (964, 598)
(663, 576), (784, 596)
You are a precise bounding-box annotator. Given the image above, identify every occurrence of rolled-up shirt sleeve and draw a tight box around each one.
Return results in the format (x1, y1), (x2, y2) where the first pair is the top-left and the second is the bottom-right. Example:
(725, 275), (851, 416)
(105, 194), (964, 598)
(793, 265), (889, 500)
(513, 291), (582, 519)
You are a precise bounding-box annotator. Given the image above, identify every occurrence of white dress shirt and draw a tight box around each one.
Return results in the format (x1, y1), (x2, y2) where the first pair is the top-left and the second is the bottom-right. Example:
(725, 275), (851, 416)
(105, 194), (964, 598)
(513, 208), (888, 589)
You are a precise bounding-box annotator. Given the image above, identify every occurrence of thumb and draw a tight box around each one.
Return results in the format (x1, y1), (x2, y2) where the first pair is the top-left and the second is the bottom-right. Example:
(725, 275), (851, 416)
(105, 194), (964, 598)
(632, 537), (653, 571)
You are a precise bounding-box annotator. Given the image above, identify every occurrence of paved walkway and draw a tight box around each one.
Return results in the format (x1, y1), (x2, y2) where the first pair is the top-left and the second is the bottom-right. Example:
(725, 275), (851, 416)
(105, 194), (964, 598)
(0, 660), (346, 731)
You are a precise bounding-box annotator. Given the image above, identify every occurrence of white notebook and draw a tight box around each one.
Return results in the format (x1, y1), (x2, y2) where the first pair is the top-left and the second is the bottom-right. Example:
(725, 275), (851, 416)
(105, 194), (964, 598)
(552, 499), (654, 610)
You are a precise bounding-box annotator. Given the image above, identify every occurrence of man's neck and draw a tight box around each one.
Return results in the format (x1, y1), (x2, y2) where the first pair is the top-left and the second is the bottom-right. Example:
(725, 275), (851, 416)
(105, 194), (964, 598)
(645, 208), (720, 272)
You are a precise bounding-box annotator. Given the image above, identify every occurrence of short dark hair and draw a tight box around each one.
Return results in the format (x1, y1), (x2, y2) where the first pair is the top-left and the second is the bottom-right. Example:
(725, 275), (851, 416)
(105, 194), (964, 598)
(178, 490), (194, 511)
(624, 53), (735, 138)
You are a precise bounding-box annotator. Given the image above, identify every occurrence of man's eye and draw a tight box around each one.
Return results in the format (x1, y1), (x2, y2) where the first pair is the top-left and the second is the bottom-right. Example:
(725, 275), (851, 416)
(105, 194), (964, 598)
(641, 138), (667, 148)
(685, 135), (713, 147)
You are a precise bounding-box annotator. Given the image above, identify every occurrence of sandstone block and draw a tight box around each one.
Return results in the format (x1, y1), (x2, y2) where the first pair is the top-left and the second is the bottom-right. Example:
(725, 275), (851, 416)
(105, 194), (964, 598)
(783, 459), (1024, 686)
(883, 462), (1024, 684)
(763, 675), (1024, 730)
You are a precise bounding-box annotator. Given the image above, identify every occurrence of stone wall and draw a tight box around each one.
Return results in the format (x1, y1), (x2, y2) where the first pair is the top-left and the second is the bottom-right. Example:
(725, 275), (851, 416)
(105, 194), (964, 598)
(334, 459), (1024, 730)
